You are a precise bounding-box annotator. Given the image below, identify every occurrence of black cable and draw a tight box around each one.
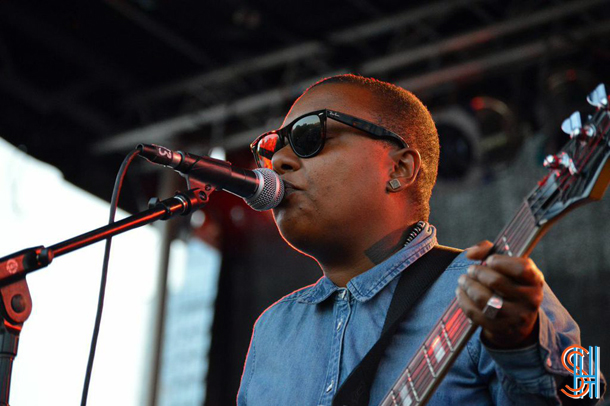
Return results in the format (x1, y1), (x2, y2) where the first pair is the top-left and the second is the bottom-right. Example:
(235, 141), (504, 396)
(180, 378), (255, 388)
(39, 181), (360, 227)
(80, 148), (141, 406)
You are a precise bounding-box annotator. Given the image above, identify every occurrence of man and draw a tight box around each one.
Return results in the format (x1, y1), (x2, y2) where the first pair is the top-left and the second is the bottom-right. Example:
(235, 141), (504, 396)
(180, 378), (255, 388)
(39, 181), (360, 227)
(238, 74), (604, 405)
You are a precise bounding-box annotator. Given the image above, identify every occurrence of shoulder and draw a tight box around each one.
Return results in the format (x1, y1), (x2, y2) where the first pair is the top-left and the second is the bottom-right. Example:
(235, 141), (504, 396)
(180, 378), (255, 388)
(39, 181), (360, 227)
(253, 280), (321, 329)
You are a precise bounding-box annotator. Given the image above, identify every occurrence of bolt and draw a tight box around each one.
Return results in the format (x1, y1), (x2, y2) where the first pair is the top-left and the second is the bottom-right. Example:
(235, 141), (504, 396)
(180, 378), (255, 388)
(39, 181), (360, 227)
(11, 294), (25, 313)
(205, 185), (212, 191)
(199, 192), (207, 201)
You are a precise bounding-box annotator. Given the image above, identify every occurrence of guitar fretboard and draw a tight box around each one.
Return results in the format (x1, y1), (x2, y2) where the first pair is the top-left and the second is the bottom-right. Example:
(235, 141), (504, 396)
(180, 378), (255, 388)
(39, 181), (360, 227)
(380, 201), (540, 406)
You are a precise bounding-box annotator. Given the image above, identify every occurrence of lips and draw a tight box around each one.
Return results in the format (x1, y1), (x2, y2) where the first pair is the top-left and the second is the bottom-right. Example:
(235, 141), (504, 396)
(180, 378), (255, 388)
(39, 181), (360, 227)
(280, 180), (303, 201)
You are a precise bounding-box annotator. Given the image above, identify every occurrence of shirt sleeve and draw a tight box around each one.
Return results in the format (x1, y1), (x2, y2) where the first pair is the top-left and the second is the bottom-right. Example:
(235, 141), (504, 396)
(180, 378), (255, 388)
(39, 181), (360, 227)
(482, 283), (606, 405)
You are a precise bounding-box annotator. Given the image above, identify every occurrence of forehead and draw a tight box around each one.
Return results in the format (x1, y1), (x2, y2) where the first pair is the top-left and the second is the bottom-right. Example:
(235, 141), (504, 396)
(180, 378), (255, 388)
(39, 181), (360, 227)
(283, 83), (380, 126)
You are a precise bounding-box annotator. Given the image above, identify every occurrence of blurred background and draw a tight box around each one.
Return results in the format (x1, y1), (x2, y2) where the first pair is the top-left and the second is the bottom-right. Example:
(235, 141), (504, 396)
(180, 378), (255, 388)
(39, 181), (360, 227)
(0, 0), (609, 405)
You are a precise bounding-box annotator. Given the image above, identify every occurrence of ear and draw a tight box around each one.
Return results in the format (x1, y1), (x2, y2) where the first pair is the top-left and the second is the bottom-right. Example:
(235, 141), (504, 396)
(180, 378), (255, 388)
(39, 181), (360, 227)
(386, 148), (421, 192)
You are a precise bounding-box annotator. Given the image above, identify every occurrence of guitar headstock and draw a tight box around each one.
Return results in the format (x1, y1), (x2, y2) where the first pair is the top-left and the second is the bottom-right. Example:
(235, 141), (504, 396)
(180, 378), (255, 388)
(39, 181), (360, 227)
(529, 83), (610, 226)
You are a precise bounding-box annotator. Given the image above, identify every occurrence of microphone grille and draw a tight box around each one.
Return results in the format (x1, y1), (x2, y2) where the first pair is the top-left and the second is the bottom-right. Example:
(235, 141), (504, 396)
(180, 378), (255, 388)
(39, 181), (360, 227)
(245, 168), (285, 211)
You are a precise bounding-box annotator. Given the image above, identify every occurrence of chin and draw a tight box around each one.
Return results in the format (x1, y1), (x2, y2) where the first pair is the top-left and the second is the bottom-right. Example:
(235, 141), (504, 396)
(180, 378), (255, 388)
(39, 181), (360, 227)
(273, 211), (319, 258)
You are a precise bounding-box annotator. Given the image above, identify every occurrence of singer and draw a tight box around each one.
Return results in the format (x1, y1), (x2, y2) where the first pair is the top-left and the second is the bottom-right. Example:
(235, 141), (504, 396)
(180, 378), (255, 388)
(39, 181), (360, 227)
(237, 75), (605, 405)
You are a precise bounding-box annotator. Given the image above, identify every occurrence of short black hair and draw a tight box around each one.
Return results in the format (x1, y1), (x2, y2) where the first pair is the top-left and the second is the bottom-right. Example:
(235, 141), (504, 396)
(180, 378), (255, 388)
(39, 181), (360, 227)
(306, 74), (440, 220)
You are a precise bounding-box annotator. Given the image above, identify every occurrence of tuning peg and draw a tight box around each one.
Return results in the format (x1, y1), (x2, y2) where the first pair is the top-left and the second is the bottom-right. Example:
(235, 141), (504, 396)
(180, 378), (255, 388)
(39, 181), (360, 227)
(587, 83), (608, 108)
(561, 111), (582, 136)
(543, 152), (578, 175)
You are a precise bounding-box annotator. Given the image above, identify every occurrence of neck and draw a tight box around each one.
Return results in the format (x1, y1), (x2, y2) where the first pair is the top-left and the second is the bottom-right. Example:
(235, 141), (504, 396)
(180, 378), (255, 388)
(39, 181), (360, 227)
(319, 222), (423, 287)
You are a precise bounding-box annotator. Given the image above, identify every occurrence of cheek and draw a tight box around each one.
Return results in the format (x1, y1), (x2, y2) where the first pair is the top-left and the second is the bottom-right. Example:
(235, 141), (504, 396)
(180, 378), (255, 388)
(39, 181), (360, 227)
(308, 149), (388, 215)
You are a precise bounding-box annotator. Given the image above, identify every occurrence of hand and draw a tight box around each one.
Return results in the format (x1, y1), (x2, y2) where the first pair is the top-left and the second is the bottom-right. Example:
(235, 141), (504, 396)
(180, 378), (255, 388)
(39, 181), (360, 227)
(456, 241), (545, 349)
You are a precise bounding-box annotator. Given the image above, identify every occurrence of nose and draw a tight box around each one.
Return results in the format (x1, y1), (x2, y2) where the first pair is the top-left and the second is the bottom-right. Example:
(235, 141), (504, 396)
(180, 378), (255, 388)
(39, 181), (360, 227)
(272, 144), (302, 174)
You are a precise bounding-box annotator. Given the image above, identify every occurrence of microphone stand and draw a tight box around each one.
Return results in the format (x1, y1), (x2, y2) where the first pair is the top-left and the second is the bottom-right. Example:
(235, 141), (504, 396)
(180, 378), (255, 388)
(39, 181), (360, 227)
(0, 185), (214, 405)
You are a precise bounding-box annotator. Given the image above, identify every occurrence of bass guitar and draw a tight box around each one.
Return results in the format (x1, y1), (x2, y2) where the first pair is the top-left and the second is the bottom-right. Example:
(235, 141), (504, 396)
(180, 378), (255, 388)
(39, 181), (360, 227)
(380, 83), (610, 406)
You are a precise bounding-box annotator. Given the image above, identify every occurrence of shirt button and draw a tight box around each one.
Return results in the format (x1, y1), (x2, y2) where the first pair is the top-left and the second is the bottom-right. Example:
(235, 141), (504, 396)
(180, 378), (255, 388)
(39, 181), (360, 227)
(546, 357), (552, 367)
(336, 320), (343, 331)
(338, 290), (346, 299)
(326, 380), (334, 392)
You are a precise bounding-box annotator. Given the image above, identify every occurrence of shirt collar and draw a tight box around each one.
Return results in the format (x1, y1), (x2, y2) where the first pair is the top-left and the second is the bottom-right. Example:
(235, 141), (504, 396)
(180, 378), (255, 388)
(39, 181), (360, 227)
(297, 223), (437, 304)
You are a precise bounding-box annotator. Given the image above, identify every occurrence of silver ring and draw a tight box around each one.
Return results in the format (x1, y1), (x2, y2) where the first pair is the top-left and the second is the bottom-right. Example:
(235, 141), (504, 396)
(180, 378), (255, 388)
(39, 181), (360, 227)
(483, 294), (503, 319)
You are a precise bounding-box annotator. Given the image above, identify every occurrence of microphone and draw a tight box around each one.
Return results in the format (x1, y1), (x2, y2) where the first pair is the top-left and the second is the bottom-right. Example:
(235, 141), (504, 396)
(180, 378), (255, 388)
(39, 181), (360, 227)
(137, 144), (284, 211)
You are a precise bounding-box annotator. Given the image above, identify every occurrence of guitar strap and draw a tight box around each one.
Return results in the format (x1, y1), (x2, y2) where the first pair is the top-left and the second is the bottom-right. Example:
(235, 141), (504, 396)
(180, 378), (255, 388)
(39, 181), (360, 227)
(332, 245), (461, 406)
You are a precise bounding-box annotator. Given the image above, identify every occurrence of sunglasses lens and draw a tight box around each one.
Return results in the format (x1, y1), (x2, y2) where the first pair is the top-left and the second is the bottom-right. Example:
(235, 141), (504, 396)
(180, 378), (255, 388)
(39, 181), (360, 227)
(290, 115), (323, 157)
(255, 132), (282, 169)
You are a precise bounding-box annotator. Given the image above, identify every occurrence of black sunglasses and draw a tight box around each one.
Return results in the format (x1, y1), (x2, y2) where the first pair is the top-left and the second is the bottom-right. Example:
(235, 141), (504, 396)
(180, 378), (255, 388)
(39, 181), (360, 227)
(250, 109), (408, 169)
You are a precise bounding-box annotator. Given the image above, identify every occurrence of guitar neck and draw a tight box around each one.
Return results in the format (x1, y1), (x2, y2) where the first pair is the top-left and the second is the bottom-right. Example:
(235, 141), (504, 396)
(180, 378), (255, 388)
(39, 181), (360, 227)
(380, 201), (541, 406)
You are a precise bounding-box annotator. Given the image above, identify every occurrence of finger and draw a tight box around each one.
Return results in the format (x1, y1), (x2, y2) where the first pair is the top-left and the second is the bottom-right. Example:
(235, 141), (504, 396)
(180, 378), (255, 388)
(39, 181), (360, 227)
(468, 265), (514, 297)
(455, 284), (492, 329)
(458, 274), (494, 310)
(465, 240), (493, 260)
(484, 255), (545, 286)
(467, 265), (536, 300)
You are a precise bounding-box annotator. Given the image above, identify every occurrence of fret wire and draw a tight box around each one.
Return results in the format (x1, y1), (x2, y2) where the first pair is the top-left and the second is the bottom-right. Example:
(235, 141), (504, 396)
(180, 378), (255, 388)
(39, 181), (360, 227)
(503, 200), (538, 256)
(425, 329), (447, 369)
(388, 314), (476, 406)
(449, 312), (470, 348)
(503, 204), (528, 255)
(390, 388), (398, 405)
(443, 298), (460, 325)
(421, 342), (449, 395)
(441, 320), (455, 352)
(447, 307), (466, 342)
(494, 203), (527, 256)
(396, 379), (416, 406)
(418, 320), (469, 399)
(406, 367), (421, 402)
(507, 203), (535, 256)
(413, 350), (432, 393)
(434, 328), (452, 365)
(491, 203), (523, 255)
(418, 334), (446, 393)
(424, 330), (447, 367)
(424, 324), (443, 353)
(422, 344), (437, 377)
(394, 371), (415, 406)
(405, 347), (428, 393)
(386, 371), (408, 406)
(433, 328), (452, 366)
(497, 203), (527, 252)
(452, 317), (473, 352)
(444, 304), (462, 337)
(390, 301), (475, 405)
(510, 219), (533, 257)
(411, 357), (430, 399)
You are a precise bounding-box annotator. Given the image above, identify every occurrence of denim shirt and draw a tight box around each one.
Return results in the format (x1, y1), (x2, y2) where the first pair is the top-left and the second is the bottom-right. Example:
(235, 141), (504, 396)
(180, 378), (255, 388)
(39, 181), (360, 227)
(238, 223), (604, 405)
